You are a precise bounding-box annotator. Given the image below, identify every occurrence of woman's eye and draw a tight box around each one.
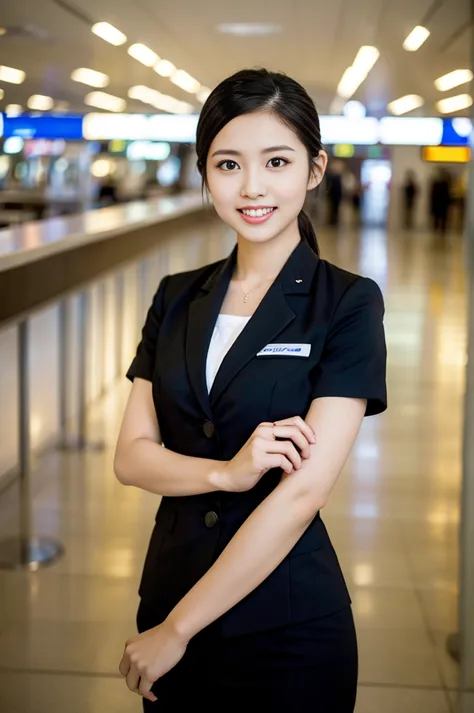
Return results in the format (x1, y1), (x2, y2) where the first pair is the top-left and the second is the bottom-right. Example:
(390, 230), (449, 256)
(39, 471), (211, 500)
(218, 160), (239, 171)
(267, 157), (288, 169)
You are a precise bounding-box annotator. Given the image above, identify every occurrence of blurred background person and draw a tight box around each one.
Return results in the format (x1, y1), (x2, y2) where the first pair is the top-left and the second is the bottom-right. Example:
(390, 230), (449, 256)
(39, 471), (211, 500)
(325, 160), (343, 226)
(402, 169), (419, 231)
(429, 168), (452, 237)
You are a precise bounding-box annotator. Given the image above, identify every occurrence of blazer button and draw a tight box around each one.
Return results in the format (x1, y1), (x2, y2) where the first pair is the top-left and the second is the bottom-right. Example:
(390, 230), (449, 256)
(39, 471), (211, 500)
(203, 420), (215, 438)
(204, 511), (219, 528)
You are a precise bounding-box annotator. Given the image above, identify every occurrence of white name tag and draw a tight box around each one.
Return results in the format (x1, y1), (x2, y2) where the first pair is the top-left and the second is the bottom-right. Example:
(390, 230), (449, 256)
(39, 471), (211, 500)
(257, 343), (311, 357)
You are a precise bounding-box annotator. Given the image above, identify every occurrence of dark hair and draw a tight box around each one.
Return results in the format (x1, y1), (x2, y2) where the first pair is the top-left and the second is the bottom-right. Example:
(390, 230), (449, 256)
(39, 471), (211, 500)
(196, 68), (323, 256)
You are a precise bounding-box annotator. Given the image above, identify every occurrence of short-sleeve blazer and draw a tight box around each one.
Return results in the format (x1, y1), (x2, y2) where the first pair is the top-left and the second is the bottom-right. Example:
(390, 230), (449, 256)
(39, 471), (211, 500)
(127, 239), (387, 637)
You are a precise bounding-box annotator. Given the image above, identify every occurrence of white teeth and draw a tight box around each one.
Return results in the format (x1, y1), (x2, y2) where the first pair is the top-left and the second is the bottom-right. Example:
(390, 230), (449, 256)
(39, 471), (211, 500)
(241, 208), (274, 217)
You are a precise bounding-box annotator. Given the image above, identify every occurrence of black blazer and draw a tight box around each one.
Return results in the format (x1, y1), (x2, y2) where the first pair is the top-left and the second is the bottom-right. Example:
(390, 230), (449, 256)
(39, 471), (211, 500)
(127, 239), (387, 637)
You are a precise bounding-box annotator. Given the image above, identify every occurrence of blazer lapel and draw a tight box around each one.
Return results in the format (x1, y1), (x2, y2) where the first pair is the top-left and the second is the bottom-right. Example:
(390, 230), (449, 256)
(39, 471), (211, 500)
(185, 249), (236, 419)
(209, 282), (295, 407)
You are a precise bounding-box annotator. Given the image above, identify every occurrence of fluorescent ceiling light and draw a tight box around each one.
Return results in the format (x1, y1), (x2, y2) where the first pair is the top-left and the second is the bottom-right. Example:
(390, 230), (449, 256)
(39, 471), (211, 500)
(0, 27), (6, 36)
(435, 69), (473, 92)
(84, 91), (126, 112)
(352, 46), (379, 75)
(27, 94), (54, 111)
(197, 86), (212, 103)
(155, 59), (176, 77)
(336, 46), (379, 99)
(128, 43), (159, 67)
(387, 94), (424, 115)
(5, 104), (23, 116)
(216, 23), (282, 36)
(0, 65), (26, 84)
(128, 85), (194, 114)
(337, 67), (364, 99)
(171, 70), (200, 94)
(71, 68), (109, 88)
(403, 26), (430, 51)
(91, 22), (127, 46)
(436, 94), (473, 114)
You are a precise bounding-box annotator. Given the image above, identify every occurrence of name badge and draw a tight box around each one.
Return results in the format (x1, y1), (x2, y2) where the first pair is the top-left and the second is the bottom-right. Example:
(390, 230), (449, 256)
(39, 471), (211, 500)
(257, 343), (311, 357)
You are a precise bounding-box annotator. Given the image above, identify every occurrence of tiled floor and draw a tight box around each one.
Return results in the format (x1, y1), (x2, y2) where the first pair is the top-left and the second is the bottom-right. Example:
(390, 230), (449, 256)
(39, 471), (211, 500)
(0, 219), (468, 712)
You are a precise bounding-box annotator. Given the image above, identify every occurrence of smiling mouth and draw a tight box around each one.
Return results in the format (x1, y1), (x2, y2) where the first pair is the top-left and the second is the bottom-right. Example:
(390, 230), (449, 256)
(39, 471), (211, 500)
(237, 207), (277, 217)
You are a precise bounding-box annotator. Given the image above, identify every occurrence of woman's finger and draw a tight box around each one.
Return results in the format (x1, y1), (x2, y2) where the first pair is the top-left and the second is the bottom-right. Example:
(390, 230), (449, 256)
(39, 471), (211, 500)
(272, 425), (312, 458)
(275, 416), (316, 444)
(265, 453), (294, 474)
(265, 440), (302, 470)
(126, 666), (141, 693)
(139, 676), (158, 702)
(119, 653), (130, 678)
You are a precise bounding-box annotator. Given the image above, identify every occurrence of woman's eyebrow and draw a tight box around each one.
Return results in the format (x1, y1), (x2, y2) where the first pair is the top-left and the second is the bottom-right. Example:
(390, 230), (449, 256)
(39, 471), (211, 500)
(211, 145), (296, 158)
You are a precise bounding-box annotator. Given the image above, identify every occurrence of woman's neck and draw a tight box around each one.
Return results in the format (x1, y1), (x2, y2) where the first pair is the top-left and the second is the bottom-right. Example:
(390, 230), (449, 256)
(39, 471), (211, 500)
(233, 231), (301, 283)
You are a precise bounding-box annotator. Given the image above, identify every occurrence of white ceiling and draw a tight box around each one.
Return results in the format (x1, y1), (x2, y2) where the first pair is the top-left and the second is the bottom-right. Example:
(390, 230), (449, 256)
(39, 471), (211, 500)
(0, 0), (470, 117)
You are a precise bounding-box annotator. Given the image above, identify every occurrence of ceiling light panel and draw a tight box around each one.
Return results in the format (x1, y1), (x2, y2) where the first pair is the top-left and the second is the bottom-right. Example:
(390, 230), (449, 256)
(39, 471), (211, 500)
(403, 26), (430, 51)
(436, 94), (473, 114)
(387, 94), (424, 115)
(71, 68), (110, 88)
(5, 104), (23, 116)
(128, 44), (159, 67)
(155, 59), (176, 77)
(336, 47), (379, 99)
(171, 70), (200, 94)
(0, 65), (26, 84)
(91, 22), (127, 46)
(435, 70), (473, 92)
(216, 23), (282, 36)
(84, 91), (126, 112)
(27, 94), (54, 111)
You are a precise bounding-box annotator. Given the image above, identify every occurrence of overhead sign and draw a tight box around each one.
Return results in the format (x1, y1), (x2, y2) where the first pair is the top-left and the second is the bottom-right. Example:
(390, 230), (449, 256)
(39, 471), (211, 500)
(422, 145), (470, 163)
(379, 117), (443, 146)
(2, 115), (83, 140)
(320, 116), (379, 145)
(82, 113), (199, 142)
(441, 118), (472, 146)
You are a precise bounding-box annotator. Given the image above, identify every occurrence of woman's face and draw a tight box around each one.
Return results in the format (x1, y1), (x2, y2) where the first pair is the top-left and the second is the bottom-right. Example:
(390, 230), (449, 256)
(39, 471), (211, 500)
(206, 111), (327, 245)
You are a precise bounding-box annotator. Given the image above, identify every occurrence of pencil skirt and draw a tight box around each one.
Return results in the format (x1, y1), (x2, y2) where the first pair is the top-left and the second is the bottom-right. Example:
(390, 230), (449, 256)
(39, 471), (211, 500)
(137, 602), (358, 712)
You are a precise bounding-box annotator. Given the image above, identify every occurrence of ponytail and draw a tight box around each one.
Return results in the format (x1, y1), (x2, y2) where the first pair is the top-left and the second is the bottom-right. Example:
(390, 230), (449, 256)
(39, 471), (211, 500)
(297, 210), (319, 256)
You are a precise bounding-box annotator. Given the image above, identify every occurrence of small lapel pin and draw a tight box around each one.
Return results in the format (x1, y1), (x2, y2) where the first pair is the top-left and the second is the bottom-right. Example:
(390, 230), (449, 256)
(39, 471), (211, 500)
(295, 279), (303, 283)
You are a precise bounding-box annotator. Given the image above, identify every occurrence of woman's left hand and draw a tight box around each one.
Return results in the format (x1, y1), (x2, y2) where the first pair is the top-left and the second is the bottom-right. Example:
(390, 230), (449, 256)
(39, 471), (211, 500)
(119, 619), (188, 702)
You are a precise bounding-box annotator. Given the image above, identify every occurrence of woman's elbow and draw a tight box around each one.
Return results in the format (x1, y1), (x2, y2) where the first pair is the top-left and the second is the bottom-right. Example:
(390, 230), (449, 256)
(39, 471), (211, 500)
(113, 450), (131, 485)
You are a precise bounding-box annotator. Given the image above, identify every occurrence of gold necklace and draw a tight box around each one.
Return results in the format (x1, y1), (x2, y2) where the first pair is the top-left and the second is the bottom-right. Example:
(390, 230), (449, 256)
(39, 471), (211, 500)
(239, 277), (273, 304)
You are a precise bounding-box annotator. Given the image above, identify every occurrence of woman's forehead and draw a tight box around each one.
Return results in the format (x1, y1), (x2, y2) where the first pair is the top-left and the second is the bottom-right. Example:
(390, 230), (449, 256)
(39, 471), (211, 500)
(210, 112), (301, 152)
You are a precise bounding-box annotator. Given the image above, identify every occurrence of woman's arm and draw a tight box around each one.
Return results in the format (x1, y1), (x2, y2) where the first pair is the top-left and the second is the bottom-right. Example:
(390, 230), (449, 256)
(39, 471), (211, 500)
(114, 379), (312, 497)
(114, 378), (226, 496)
(167, 396), (366, 640)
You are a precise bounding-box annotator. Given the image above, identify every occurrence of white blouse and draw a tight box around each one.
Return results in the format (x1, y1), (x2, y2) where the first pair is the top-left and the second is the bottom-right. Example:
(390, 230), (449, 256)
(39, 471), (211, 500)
(206, 313), (251, 393)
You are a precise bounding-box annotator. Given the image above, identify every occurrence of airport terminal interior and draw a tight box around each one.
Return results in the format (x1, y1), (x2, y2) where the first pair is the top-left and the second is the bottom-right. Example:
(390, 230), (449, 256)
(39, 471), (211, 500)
(0, 0), (473, 711)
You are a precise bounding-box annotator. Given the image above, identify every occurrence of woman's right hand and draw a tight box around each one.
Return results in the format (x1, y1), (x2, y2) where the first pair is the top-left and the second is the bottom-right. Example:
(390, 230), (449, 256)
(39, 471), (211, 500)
(222, 417), (316, 493)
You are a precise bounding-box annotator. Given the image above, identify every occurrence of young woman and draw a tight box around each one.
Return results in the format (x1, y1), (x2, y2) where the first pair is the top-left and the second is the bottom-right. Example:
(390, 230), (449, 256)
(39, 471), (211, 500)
(114, 68), (387, 712)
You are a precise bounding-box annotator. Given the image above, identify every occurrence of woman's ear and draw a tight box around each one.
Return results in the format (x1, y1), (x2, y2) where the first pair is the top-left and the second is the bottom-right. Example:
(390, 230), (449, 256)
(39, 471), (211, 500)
(308, 151), (328, 190)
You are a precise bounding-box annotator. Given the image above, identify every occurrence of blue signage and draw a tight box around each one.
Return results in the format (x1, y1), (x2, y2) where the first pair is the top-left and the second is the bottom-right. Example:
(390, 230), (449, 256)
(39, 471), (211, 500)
(2, 115), (83, 140)
(441, 118), (472, 146)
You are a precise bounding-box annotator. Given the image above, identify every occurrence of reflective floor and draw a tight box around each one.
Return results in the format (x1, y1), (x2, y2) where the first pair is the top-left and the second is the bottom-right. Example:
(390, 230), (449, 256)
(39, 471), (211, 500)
(0, 219), (468, 712)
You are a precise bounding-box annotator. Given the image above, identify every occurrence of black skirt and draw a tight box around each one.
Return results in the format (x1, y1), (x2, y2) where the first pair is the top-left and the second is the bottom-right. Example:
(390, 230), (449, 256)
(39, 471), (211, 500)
(138, 603), (358, 712)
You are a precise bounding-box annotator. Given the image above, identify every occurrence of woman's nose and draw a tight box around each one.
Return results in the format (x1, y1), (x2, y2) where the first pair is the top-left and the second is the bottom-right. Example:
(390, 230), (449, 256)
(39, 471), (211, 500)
(240, 170), (267, 199)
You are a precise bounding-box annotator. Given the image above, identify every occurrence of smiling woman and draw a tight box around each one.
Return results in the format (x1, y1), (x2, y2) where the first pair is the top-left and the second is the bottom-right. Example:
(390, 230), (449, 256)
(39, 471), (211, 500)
(115, 68), (387, 713)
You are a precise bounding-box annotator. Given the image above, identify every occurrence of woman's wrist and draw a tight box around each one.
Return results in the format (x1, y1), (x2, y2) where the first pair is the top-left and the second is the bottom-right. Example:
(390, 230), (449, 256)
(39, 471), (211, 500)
(165, 608), (197, 644)
(208, 463), (232, 492)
